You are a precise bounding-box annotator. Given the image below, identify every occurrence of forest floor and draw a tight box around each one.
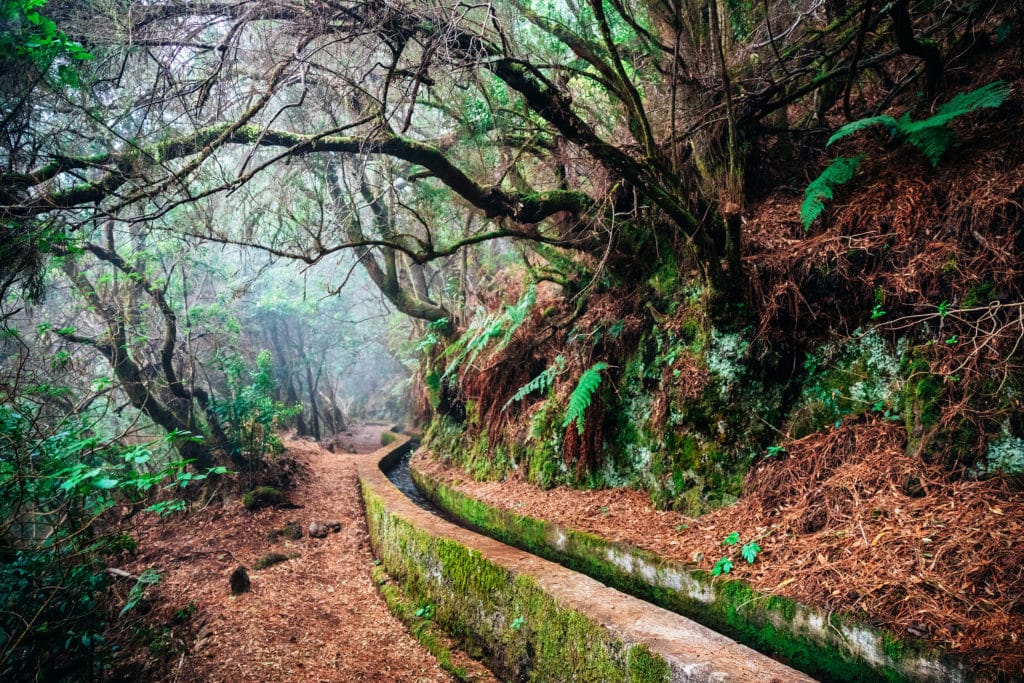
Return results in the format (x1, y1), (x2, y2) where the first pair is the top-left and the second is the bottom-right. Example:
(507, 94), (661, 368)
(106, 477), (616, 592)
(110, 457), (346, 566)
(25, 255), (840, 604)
(104, 425), (493, 682)
(413, 418), (1024, 676)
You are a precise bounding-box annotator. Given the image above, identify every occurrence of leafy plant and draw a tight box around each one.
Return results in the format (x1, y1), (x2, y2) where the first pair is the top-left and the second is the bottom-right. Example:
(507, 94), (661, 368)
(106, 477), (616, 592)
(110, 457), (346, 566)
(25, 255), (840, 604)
(562, 362), (608, 435)
(443, 285), (536, 378)
(802, 81), (1011, 229)
(414, 603), (434, 619)
(503, 355), (565, 410)
(800, 155), (863, 230)
(0, 400), (205, 680)
(120, 569), (163, 616)
(712, 532), (761, 576)
(741, 541), (761, 564)
(827, 81), (1011, 165)
(213, 350), (300, 467)
(711, 557), (734, 576)
(510, 615), (525, 630)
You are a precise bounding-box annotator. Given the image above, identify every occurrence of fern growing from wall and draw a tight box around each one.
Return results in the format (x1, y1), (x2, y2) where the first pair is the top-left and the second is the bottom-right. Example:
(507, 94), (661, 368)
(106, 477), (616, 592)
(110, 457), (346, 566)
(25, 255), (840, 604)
(562, 362), (608, 435)
(442, 285), (537, 378)
(802, 80), (1011, 230)
(503, 355), (566, 411)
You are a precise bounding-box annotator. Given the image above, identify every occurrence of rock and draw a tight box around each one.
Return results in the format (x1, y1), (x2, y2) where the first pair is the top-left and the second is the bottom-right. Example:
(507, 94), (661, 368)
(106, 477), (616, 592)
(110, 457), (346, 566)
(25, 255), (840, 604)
(325, 520), (342, 533)
(241, 486), (283, 511)
(229, 565), (250, 595)
(253, 552), (290, 570)
(282, 521), (303, 540)
(308, 522), (329, 539)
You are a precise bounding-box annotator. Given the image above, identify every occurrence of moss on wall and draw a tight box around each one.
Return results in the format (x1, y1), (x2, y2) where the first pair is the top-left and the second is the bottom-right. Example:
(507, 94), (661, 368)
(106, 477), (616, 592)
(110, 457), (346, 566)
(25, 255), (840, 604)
(411, 468), (969, 683)
(361, 480), (670, 682)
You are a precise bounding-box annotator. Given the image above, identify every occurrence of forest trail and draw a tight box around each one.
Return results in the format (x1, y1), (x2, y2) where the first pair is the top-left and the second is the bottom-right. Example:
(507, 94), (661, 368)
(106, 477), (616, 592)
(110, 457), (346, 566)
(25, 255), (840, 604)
(109, 427), (489, 682)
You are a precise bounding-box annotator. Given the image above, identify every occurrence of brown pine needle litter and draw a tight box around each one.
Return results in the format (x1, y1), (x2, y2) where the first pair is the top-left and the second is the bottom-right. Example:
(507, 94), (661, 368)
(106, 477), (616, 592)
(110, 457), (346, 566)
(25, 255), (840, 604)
(416, 417), (1024, 675)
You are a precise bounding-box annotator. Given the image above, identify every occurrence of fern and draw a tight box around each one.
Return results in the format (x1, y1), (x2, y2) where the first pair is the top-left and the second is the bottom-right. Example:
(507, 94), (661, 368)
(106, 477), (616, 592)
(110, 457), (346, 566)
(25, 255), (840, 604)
(503, 355), (565, 411)
(804, 81), (1011, 229)
(826, 115), (898, 147)
(495, 285), (536, 351)
(441, 285), (537, 378)
(801, 156), (863, 230)
(562, 362), (608, 435)
(828, 81), (1010, 161)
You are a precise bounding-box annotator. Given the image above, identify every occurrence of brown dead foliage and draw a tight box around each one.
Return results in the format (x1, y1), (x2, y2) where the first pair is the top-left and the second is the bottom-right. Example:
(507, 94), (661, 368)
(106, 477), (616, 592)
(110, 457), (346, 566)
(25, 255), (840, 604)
(104, 429), (490, 682)
(746, 67), (1024, 351)
(417, 416), (1024, 675)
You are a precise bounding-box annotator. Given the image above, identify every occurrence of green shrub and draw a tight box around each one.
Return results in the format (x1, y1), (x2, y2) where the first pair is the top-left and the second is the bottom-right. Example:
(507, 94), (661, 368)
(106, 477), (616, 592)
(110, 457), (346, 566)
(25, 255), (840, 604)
(0, 401), (205, 680)
(213, 350), (300, 466)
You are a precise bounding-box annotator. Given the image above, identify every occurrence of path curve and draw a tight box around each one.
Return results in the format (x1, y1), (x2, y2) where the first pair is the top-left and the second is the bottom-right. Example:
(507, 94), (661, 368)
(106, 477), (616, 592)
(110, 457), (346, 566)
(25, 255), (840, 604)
(114, 427), (475, 682)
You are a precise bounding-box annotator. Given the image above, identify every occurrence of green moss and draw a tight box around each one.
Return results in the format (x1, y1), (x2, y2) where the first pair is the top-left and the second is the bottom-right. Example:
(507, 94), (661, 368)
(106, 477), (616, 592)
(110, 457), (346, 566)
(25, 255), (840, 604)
(361, 478), (670, 682)
(412, 467), (964, 683)
(883, 632), (905, 662)
(253, 552), (290, 570)
(241, 486), (282, 510)
(371, 566), (471, 681)
(381, 431), (398, 446)
(626, 644), (670, 682)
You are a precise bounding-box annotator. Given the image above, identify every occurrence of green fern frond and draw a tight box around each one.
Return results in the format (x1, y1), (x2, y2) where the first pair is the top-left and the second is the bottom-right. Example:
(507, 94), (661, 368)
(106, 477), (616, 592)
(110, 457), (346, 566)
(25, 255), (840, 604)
(503, 355), (565, 411)
(826, 116), (898, 147)
(930, 80), (1010, 126)
(825, 81), (1010, 166)
(562, 362), (607, 435)
(899, 81), (1010, 165)
(904, 126), (956, 166)
(441, 286), (538, 378)
(495, 285), (536, 351)
(801, 156), (863, 230)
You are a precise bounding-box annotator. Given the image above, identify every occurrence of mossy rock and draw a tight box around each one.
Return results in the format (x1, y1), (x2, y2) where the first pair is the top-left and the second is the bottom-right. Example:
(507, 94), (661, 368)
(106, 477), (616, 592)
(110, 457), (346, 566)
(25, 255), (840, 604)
(381, 431), (398, 446)
(268, 521), (303, 542)
(241, 486), (283, 511)
(253, 552), (291, 570)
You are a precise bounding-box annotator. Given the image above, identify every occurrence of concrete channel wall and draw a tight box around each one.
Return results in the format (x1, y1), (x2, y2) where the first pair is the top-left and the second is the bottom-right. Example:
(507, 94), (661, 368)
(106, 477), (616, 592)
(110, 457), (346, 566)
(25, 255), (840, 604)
(409, 452), (973, 683)
(357, 437), (813, 682)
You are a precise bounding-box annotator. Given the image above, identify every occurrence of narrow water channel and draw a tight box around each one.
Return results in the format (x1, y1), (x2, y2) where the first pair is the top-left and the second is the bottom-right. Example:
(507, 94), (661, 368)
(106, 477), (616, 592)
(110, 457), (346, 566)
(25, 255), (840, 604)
(380, 448), (460, 524)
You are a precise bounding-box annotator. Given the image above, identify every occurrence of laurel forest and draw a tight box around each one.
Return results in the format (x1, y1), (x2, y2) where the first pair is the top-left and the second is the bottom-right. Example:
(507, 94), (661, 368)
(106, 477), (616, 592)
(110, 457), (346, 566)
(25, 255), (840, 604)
(1, 0), (1022, 678)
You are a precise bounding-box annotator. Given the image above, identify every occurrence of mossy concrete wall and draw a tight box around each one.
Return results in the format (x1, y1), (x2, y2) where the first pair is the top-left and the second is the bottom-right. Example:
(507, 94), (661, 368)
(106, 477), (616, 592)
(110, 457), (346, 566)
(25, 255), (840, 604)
(358, 437), (811, 682)
(410, 461), (970, 683)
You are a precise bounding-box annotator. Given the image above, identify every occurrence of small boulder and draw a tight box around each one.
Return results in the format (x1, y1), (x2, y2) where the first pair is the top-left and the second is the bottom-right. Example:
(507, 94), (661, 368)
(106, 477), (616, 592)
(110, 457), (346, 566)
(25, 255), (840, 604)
(241, 486), (283, 511)
(308, 522), (329, 539)
(325, 520), (342, 533)
(229, 565), (250, 595)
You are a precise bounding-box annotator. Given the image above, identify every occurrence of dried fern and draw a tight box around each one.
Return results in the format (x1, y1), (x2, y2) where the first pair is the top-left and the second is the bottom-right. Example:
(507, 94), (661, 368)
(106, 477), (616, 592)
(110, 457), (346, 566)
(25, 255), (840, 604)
(562, 362), (607, 435)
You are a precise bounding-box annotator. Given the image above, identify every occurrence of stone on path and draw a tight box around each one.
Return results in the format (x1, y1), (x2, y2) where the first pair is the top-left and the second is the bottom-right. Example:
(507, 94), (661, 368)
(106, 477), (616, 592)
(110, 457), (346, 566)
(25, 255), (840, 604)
(229, 565), (250, 595)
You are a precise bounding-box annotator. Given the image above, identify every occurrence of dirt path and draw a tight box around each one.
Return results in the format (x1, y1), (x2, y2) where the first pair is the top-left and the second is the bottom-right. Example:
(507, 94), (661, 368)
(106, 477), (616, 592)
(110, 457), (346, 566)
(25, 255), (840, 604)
(110, 428), (479, 682)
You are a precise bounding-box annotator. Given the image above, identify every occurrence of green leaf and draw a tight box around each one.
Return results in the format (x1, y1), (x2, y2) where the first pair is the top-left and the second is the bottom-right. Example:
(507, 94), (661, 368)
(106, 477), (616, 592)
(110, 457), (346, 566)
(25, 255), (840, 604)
(562, 362), (608, 435)
(722, 531), (740, 546)
(94, 477), (119, 490)
(741, 541), (761, 564)
(826, 115), (898, 147)
(801, 156), (863, 230)
(711, 557), (733, 576)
